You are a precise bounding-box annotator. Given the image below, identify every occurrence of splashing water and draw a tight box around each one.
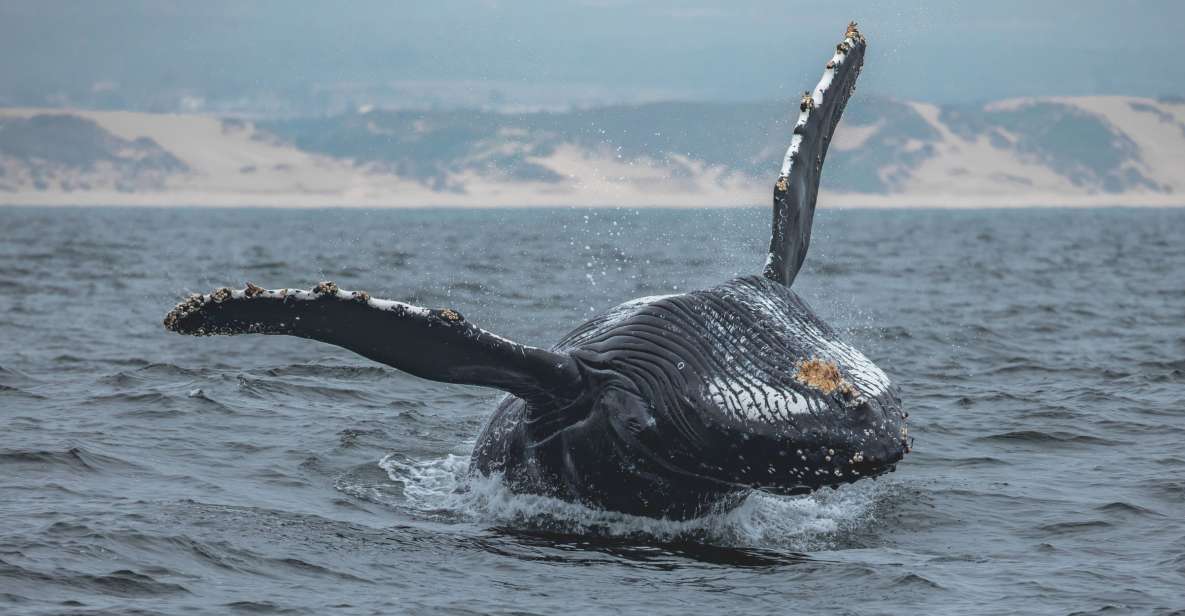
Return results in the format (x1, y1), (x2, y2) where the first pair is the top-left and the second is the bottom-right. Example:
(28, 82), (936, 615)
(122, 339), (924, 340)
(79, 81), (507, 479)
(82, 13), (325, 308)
(375, 452), (884, 550)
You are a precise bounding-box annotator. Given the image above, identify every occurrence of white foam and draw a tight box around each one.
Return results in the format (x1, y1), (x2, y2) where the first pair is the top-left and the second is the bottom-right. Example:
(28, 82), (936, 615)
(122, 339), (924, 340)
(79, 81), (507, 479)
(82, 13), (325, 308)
(375, 452), (882, 549)
(380, 453), (471, 510)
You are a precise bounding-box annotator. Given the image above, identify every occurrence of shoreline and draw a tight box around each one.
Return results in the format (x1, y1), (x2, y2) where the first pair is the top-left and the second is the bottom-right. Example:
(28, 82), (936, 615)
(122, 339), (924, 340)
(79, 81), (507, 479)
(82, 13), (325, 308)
(4, 192), (1185, 209)
(6, 99), (1185, 211)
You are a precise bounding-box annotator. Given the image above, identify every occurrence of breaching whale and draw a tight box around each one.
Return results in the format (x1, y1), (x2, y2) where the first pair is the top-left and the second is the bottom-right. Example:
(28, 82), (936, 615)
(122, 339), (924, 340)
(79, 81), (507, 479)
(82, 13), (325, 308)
(164, 23), (909, 520)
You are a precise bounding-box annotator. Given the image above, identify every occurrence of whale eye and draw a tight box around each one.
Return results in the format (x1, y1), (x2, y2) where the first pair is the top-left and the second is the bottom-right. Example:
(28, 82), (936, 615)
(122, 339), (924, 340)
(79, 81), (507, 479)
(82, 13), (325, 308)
(597, 386), (654, 438)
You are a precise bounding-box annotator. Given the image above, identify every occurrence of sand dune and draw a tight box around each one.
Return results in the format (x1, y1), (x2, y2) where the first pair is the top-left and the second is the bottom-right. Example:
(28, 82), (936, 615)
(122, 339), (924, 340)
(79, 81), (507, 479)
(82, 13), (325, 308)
(3, 97), (1184, 208)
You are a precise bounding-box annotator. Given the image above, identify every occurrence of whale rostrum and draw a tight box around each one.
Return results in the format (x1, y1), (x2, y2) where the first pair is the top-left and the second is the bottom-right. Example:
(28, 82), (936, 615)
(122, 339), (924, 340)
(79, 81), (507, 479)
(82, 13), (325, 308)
(164, 22), (909, 520)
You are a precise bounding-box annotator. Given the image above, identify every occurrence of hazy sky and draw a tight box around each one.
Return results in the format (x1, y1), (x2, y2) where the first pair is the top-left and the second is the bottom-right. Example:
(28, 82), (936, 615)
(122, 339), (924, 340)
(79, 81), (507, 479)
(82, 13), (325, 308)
(3, 0), (1184, 111)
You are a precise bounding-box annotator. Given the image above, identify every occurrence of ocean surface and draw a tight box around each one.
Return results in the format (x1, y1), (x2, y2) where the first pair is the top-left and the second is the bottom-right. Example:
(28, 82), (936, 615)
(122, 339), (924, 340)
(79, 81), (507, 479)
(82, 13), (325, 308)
(0, 206), (1183, 615)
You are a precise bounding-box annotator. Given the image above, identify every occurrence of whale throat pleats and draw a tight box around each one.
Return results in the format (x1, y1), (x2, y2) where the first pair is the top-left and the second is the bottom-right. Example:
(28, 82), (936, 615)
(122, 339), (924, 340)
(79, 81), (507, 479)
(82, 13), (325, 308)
(163, 282), (582, 404)
(763, 22), (866, 287)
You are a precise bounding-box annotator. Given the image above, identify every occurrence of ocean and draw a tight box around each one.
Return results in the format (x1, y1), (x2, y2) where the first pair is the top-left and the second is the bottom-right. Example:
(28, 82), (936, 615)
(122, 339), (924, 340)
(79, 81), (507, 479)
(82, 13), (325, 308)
(1, 206), (1182, 615)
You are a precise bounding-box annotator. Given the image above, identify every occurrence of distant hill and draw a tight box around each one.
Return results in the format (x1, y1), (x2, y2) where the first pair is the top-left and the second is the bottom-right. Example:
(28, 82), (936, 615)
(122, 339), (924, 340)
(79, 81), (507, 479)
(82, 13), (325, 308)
(0, 114), (186, 193)
(3, 96), (1185, 207)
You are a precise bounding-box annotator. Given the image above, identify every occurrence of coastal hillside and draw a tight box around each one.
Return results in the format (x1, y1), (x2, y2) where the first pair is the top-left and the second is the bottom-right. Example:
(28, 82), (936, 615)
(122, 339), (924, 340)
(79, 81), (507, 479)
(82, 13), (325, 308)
(3, 96), (1185, 207)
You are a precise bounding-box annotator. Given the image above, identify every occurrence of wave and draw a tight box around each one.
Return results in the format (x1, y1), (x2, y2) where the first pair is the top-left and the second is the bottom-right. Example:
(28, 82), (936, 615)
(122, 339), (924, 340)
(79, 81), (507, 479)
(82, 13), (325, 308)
(243, 260), (290, 271)
(91, 391), (172, 407)
(893, 572), (945, 590)
(0, 560), (189, 598)
(976, 430), (1122, 447)
(184, 388), (237, 413)
(1036, 520), (1112, 535)
(263, 363), (391, 380)
(96, 363), (219, 387)
(948, 455), (1010, 467)
(0, 446), (143, 473)
(236, 375), (382, 403)
(0, 278), (75, 295)
(0, 365), (39, 383)
(1093, 501), (1165, 517)
(0, 383), (46, 400)
(135, 362), (214, 377)
(335, 426), (392, 449)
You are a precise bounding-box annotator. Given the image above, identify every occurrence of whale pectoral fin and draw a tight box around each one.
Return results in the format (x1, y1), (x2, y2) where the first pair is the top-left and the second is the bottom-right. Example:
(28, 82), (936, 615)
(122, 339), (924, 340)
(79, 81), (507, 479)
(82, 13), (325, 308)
(763, 22), (866, 287)
(163, 282), (582, 403)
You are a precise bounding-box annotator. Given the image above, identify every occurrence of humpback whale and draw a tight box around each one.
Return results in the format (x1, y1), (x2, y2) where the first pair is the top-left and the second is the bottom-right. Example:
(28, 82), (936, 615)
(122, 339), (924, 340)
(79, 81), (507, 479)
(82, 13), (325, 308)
(164, 23), (908, 520)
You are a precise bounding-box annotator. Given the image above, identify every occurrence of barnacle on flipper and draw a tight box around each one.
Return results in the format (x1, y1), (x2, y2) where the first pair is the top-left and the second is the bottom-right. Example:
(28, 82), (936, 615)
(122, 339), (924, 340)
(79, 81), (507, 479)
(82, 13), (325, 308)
(775, 176), (790, 192)
(800, 91), (816, 112)
(163, 294), (204, 331)
(312, 281), (339, 296)
(845, 21), (864, 42)
(438, 308), (464, 322)
(244, 282), (265, 298)
(352, 290), (370, 302)
(210, 287), (232, 303)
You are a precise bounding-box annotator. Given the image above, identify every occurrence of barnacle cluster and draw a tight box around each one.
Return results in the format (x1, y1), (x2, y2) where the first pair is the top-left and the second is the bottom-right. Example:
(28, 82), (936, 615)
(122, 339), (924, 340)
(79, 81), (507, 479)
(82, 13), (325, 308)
(794, 357), (856, 398)
(800, 91), (816, 112)
(312, 281), (339, 295)
(162, 294), (205, 331)
(845, 21), (864, 43)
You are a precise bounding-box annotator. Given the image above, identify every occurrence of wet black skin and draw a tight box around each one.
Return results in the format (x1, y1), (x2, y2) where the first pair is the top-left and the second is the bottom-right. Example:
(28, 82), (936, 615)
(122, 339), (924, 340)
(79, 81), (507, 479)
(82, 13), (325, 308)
(471, 276), (906, 519)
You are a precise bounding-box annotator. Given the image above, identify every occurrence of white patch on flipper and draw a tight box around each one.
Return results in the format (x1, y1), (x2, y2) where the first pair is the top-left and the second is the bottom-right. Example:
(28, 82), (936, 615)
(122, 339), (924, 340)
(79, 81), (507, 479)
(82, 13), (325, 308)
(223, 286), (430, 317)
(210, 285), (549, 351)
(365, 297), (431, 317)
(780, 134), (805, 177)
(221, 286), (446, 318)
(779, 32), (859, 177)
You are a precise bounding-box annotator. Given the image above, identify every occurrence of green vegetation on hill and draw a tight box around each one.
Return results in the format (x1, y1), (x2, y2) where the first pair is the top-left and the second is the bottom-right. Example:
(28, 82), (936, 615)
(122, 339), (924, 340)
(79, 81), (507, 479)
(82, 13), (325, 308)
(0, 114), (185, 192)
(261, 98), (941, 193)
(940, 102), (1163, 193)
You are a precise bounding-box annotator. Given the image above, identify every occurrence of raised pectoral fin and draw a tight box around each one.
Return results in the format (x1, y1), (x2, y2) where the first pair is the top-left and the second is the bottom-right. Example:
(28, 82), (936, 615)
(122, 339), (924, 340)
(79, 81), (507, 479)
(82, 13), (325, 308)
(764, 22), (866, 287)
(164, 282), (581, 403)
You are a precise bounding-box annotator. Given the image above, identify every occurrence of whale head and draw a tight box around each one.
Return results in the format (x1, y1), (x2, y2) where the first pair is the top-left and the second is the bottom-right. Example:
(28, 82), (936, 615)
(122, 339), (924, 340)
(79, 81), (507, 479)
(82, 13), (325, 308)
(566, 344), (909, 502)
